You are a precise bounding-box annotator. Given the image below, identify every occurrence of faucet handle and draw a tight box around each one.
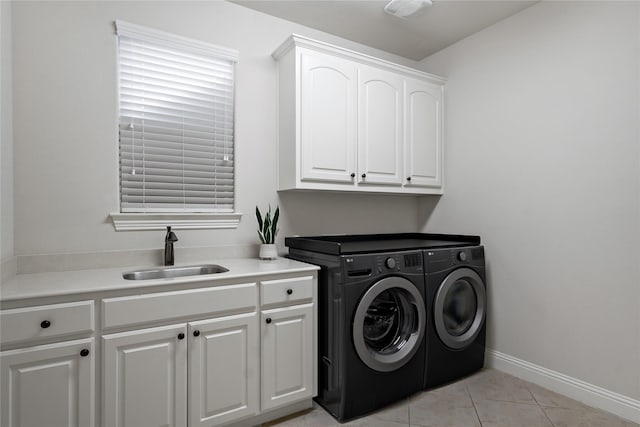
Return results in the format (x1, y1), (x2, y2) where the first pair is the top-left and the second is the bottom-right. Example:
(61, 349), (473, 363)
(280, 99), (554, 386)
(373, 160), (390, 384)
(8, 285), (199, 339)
(165, 226), (179, 242)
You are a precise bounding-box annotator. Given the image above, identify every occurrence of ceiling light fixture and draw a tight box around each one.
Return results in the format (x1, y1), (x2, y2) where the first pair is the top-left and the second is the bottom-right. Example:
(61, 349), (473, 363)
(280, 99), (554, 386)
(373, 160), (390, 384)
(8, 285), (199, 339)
(384, 0), (432, 18)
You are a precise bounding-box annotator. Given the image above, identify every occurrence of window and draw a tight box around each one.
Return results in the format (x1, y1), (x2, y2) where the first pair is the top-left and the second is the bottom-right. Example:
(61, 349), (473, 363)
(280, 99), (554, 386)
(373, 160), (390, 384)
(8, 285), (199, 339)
(111, 21), (241, 230)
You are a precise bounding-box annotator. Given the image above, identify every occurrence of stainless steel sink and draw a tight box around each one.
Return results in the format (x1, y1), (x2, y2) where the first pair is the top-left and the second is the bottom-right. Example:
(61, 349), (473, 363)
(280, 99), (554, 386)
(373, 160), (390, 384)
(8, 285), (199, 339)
(122, 264), (229, 280)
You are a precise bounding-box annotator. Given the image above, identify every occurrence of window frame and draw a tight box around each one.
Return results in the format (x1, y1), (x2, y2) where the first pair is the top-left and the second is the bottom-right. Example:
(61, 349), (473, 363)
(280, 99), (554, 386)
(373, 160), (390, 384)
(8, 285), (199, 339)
(110, 21), (241, 231)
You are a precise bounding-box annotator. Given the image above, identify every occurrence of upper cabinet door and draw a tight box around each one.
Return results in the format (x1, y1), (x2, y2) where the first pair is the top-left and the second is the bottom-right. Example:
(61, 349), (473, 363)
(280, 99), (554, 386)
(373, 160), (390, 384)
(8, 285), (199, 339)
(404, 78), (443, 188)
(358, 66), (404, 186)
(300, 50), (357, 184)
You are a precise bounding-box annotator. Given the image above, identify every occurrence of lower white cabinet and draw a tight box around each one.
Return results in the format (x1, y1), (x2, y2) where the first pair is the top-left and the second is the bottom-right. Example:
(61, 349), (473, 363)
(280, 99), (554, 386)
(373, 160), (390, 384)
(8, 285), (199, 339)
(1, 267), (318, 427)
(261, 304), (314, 411)
(189, 313), (259, 426)
(102, 324), (188, 427)
(102, 315), (260, 427)
(0, 338), (95, 427)
(100, 274), (315, 426)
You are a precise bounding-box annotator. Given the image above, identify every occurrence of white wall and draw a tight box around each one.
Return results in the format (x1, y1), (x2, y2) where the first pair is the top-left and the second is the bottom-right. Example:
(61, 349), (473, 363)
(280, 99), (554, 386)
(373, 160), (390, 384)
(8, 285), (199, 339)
(418, 1), (640, 400)
(1, 0), (14, 263)
(11, 1), (420, 257)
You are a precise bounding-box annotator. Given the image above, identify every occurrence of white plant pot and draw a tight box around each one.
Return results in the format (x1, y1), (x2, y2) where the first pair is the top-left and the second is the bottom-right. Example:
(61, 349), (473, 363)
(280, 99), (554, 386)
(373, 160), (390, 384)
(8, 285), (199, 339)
(259, 243), (278, 260)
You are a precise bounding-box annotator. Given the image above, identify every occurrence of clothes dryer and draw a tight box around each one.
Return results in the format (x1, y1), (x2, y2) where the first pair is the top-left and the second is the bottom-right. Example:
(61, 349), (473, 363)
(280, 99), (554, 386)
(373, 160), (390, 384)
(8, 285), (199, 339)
(423, 246), (487, 388)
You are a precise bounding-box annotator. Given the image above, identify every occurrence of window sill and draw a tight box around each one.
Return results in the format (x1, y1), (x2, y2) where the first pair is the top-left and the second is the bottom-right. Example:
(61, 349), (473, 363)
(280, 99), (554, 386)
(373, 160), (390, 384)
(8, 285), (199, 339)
(110, 212), (242, 231)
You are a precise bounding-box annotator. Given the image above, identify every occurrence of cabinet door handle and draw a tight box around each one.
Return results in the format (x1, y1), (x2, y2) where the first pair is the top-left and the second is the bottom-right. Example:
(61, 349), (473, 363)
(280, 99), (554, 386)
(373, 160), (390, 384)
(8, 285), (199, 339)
(80, 349), (90, 357)
(265, 318), (272, 324)
(177, 333), (185, 340)
(406, 176), (411, 181)
(361, 173), (366, 178)
(286, 288), (293, 295)
(40, 320), (51, 329)
(350, 173), (355, 178)
(193, 330), (200, 337)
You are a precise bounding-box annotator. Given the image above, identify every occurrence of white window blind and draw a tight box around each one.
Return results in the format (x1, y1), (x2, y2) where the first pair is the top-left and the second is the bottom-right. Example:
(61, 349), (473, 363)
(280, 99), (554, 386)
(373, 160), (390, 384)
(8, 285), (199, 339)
(116, 21), (237, 213)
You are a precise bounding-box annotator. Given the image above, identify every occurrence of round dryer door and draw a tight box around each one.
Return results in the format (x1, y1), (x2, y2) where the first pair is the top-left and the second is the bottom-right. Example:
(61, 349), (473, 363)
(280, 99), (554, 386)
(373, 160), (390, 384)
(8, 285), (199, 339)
(352, 277), (426, 372)
(434, 268), (486, 350)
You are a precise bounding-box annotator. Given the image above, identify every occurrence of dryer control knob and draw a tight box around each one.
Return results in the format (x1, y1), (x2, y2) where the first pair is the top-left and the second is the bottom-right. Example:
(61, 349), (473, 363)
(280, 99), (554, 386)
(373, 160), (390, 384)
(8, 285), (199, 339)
(457, 251), (467, 262)
(385, 257), (396, 269)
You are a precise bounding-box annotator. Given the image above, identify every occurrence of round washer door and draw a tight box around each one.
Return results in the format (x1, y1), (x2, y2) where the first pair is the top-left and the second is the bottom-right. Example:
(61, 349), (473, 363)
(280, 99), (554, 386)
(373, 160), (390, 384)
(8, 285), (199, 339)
(434, 268), (486, 350)
(352, 276), (426, 372)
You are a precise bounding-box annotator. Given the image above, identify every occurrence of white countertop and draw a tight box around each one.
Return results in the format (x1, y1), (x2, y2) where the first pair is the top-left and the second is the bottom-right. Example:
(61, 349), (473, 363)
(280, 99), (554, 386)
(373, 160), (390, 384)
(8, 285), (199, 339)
(0, 257), (319, 302)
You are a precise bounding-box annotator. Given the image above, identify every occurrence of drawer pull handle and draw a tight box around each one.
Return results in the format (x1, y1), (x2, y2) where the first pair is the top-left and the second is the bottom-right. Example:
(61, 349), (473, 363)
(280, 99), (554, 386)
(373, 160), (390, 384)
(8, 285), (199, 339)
(406, 176), (412, 181)
(265, 318), (272, 324)
(80, 349), (90, 357)
(361, 173), (366, 178)
(40, 320), (51, 329)
(286, 288), (293, 295)
(193, 330), (200, 337)
(350, 173), (355, 178)
(177, 333), (185, 340)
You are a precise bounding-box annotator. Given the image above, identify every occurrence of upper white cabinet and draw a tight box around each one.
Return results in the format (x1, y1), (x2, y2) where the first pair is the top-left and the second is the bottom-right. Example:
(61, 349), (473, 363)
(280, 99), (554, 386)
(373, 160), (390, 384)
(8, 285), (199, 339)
(404, 78), (443, 189)
(274, 35), (445, 195)
(358, 65), (404, 186)
(299, 50), (357, 184)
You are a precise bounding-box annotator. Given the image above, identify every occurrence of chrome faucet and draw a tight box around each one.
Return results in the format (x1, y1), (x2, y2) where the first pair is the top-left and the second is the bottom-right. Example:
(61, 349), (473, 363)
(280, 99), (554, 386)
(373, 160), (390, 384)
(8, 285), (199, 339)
(164, 226), (178, 266)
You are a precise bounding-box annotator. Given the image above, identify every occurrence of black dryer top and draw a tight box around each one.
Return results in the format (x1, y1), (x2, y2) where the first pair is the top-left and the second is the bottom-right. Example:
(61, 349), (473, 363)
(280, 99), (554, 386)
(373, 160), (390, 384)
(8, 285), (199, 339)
(285, 233), (480, 255)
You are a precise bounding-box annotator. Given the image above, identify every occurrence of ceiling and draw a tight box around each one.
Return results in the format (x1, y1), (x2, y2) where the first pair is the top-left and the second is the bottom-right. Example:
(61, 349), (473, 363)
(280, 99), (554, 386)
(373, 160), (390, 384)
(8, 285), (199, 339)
(230, 0), (537, 61)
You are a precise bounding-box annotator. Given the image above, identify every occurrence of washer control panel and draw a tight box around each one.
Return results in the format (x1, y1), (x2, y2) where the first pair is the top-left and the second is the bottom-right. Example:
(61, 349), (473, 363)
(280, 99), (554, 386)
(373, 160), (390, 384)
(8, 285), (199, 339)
(375, 251), (423, 274)
(376, 255), (401, 273)
(452, 249), (469, 265)
(424, 246), (484, 270)
(343, 250), (423, 279)
(385, 257), (396, 270)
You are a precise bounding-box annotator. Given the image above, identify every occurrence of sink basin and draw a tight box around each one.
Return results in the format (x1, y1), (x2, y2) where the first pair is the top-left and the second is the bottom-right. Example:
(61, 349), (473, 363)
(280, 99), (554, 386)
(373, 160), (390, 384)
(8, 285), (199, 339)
(123, 264), (229, 280)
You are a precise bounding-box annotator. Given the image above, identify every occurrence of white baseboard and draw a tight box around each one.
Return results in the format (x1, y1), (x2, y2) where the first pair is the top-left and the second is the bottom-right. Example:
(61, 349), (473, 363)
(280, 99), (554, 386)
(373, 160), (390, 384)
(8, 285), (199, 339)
(486, 348), (640, 424)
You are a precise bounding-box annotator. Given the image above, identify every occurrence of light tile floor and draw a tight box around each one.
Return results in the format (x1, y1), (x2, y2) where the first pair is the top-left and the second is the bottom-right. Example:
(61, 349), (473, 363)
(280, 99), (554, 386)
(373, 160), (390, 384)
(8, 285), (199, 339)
(264, 369), (639, 427)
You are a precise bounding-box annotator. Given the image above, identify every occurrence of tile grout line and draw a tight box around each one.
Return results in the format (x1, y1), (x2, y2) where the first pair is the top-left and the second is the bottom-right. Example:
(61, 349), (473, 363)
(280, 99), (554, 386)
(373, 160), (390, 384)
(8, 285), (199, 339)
(465, 382), (485, 426)
(527, 385), (557, 427)
(471, 397), (543, 406)
(539, 405), (559, 427)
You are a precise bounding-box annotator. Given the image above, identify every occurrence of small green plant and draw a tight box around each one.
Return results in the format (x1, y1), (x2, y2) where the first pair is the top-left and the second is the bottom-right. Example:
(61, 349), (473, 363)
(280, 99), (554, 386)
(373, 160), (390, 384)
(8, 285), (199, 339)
(256, 205), (279, 244)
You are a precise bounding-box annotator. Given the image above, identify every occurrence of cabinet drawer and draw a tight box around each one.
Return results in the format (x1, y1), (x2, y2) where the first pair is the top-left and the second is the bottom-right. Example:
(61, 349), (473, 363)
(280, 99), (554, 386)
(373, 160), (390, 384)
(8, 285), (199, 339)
(0, 301), (95, 346)
(261, 276), (313, 306)
(102, 282), (257, 330)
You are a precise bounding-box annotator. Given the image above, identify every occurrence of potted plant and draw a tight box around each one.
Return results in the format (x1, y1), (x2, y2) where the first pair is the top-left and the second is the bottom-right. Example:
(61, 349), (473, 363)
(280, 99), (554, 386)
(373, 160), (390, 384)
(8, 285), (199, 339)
(256, 205), (279, 260)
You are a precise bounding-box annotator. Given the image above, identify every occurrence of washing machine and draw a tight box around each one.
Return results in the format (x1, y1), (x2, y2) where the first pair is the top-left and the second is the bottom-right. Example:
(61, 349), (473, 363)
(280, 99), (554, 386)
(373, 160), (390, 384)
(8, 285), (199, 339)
(423, 246), (487, 389)
(287, 247), (427, 422)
